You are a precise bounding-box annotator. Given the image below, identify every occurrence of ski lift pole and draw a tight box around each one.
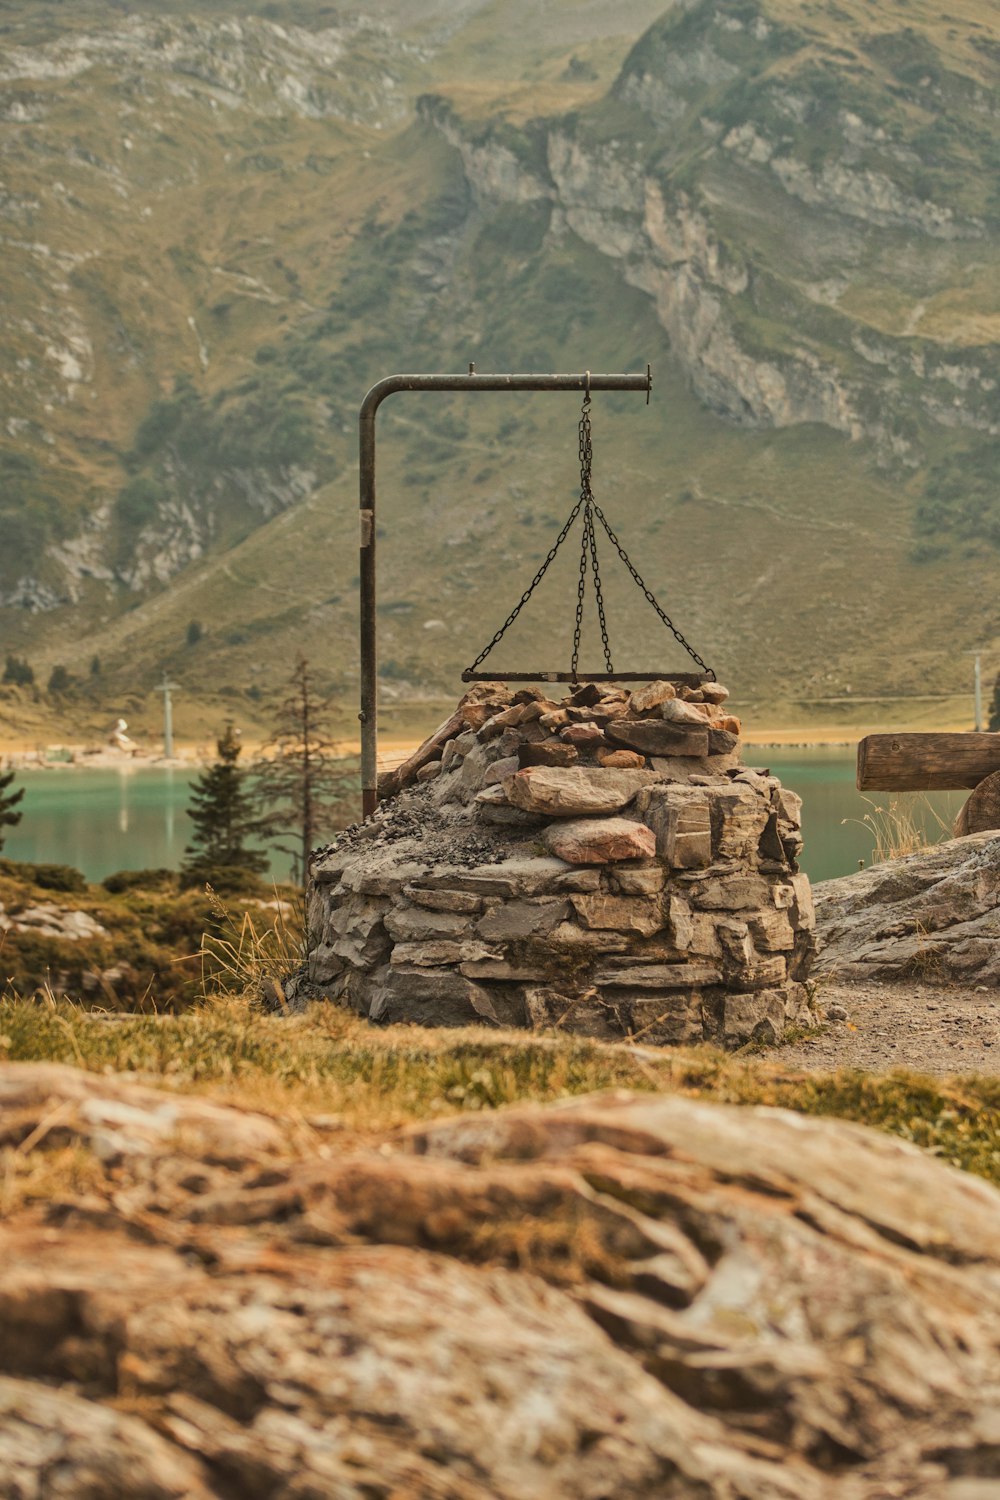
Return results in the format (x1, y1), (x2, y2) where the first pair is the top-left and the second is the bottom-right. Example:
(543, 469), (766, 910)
(158, 673), (180, 760)
(358, 365), (652, 818)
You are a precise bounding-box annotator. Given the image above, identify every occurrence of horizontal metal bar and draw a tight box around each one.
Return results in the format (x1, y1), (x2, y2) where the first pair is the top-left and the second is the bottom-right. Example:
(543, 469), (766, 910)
(461, 671), (709, 685)
(360, 369), (651, 423)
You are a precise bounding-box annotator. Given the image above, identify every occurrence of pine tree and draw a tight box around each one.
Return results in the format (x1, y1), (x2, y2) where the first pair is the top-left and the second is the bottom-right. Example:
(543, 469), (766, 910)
(253, 656), (358, 883)
(0, 766), (24, 853)
(183, 723), (267, 883)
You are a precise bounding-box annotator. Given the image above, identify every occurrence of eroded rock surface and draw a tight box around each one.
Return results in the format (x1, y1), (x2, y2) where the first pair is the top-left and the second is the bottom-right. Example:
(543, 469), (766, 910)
(2, 1063), (1000, 1498)
(814, 830), (1000, 984)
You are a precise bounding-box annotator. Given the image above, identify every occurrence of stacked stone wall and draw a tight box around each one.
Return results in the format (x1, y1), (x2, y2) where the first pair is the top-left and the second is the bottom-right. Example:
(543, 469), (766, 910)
(306, 679), (817, 1047)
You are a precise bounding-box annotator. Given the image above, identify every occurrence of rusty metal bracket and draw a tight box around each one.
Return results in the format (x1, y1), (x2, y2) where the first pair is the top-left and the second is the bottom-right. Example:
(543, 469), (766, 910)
(358, 367), (652, 818)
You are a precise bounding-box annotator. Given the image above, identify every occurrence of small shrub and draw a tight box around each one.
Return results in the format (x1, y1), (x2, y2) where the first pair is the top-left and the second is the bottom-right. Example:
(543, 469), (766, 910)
(116, 475), (167, 530)
(102, 868), (177, 894)
(3, 655), (34, 687)
(22, 862), (87, 894)
(180, 864), (267, 896)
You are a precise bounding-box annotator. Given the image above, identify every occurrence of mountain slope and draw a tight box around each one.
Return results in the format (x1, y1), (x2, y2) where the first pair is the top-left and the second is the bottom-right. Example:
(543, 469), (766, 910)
(1, 0), (998, 738)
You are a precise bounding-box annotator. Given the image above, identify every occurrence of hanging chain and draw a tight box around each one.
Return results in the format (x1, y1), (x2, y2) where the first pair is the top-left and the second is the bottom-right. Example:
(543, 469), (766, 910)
(571, 393), (614, 679)
(464, 383), (715, 681)
(464, 492), (585, 676)
(589, 510), (614, 671)
(590, 496), (715, 680)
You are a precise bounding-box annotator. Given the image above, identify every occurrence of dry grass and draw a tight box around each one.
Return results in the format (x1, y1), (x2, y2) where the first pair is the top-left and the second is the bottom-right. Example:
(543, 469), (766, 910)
(2, 994), (1000, 1186)
(846, 794), (951, 865)
(198, 886), (304, 1005)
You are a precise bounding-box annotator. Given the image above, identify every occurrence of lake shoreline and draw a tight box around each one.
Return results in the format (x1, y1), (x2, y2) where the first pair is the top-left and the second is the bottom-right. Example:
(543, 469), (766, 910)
(3, 731), (864, 771)
(0, 751), (965, 887)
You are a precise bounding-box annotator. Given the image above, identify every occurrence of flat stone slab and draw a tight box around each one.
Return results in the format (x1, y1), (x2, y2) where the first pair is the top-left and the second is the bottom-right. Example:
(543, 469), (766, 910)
(606, 720), (709, 757)
(570, 894), (664, 936)
(593, 960), (723, 989)
(505, 766), (659, 817)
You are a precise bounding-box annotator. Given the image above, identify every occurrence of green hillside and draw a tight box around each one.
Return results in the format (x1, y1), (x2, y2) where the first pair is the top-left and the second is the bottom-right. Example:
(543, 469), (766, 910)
(1, 0), (998, 741)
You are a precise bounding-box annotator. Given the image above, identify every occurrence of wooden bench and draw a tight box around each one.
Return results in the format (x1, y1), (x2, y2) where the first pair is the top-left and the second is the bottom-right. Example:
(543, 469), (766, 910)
(857, 732), (1000, 836)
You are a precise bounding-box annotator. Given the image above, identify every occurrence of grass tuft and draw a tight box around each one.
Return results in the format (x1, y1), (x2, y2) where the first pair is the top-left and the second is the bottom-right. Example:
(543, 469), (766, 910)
(198, 885), (303, 1006)
(2, 994), (1000, 1186)
(845, 794), (951, 865)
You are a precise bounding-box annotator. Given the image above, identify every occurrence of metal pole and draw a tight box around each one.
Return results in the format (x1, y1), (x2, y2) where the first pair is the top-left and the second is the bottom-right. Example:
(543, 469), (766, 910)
(358, 367), (652, 818)
(964, 650), (983, 732)
(159, 674), (178, 759)
(975, 652), (983, 733)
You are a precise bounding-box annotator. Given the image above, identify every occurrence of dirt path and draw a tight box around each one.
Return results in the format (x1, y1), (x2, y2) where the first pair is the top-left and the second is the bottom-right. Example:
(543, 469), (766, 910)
(780, 977), (1000, 1076)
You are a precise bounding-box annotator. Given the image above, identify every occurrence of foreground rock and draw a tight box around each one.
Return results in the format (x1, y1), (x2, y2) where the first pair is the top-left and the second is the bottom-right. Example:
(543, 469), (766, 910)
(2, 1062), (1000, 1498)
(305, 680), (816, 1046)
(814, 829), (1000, 983)
(0, 1062), (284, 1162)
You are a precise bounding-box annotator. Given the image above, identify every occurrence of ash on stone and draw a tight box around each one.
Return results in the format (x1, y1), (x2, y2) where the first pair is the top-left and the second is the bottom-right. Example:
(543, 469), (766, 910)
(303, 680), (816, 1047)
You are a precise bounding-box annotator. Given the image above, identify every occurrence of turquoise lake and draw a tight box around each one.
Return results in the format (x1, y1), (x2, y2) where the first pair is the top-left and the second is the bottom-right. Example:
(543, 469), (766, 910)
(1, 750), (965, 885)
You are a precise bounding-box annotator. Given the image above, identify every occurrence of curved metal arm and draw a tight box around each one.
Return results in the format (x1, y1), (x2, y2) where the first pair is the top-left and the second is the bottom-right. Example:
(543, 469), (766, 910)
(358, 367), (652, 817)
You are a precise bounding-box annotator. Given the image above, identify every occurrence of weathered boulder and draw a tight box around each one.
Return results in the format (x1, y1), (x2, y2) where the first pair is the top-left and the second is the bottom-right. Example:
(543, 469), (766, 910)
(627, 679), (676, 713)
(814, 830), (1000, 983)
(595, 747), (646, 768)
(660, 696), (712, 726)
(543, 816), (657, 864)
(0, 1063), (284, 1164)
(0, 902), (108, 941)
(3, 1066), (1000, 1499)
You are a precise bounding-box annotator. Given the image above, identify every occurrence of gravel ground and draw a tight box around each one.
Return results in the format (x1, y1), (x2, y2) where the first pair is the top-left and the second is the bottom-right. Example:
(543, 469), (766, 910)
(778, 977), (1000, 1076)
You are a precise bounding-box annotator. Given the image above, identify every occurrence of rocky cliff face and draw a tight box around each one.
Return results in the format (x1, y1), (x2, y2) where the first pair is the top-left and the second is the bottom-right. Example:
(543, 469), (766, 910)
(426, 0), (1000, 451)
(0, 8), (417, 610)
(1, 0), (998, 702)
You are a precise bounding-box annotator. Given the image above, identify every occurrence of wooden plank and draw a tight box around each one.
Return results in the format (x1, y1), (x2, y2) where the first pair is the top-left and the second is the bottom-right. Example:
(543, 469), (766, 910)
(377, 708), (465, 802)
(857, 732), (1000, 792)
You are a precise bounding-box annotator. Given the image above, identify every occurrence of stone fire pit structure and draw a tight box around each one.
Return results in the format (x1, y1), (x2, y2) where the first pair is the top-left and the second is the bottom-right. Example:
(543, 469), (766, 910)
(305, 679), (817, 1047)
